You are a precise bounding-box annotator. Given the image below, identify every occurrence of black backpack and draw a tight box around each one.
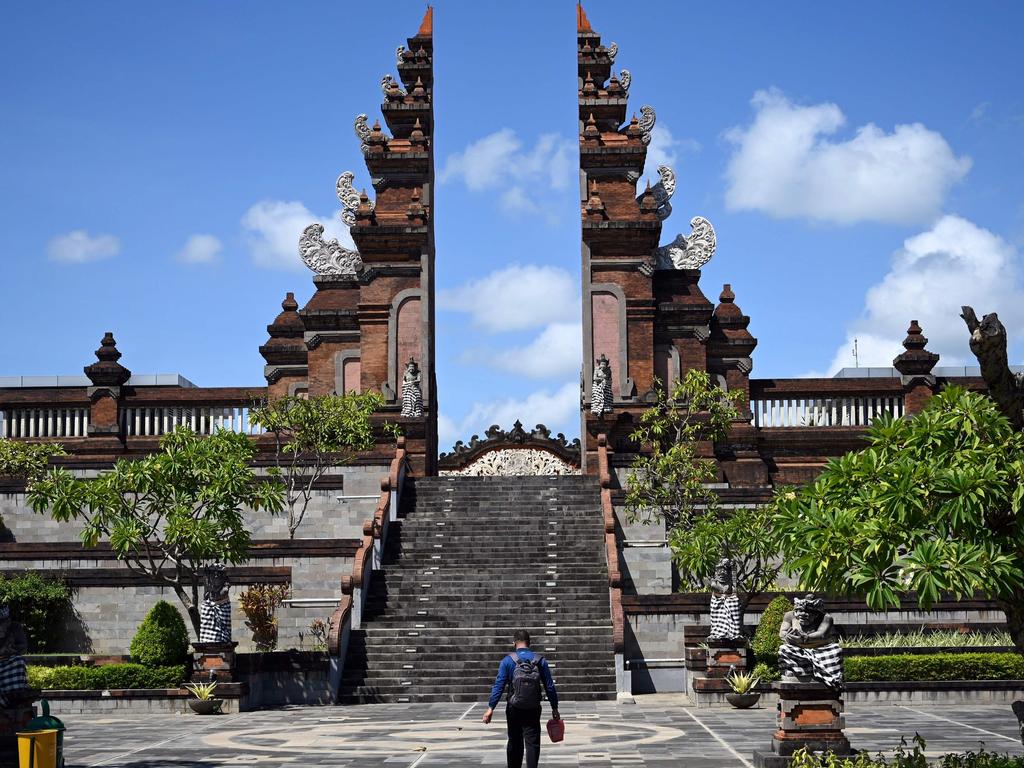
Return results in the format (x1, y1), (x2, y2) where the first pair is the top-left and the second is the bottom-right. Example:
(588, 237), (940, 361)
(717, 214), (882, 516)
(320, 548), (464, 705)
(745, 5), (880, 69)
(507, 652), (544, 708)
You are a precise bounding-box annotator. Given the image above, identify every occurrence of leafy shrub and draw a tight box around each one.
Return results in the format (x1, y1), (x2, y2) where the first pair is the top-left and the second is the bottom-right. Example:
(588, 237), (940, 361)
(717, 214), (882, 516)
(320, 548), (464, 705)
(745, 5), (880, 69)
(239, 585), (290, 651)
(791, 734), (1024, 768)
(845, 652), (1024, 682)
(0, 573), (72, 652)
(751, 661), (779, 682)
(843, 629), (1013, 649)
(130, 601), (190, 667)
(751, 595), (792, 665)
(28, 663), (187, 690)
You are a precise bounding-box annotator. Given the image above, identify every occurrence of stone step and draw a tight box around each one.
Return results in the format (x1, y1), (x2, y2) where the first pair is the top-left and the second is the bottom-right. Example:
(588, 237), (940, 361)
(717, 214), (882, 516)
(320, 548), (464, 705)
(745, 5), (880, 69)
(358, 618), (613, 629)
(337, 689), (615, 704)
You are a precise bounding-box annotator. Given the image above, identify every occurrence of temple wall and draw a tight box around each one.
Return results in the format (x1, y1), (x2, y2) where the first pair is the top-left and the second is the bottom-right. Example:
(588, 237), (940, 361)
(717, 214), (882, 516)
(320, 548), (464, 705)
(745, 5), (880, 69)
(0, 464), (386, 654)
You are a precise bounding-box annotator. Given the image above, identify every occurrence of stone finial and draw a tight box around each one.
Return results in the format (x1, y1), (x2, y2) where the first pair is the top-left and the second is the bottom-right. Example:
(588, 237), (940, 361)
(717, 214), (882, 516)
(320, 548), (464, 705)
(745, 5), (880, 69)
(639, 181), (658, 215)
(260, 292), (306, 366)
(416, 5), (433, 37)
(584, 180), (606, 220)
(577, 2), (593, 33)
(583, 113), (599, 142)
(626, 114), (641, 139)
(407, 187), (426, 224)
(411, 76), (426, 101)
(606, 73), (622, 96)
(892, 320), (940, 376)
(410, 118), (426, 148)
(84, 332), (131, 387)
(582, 71), (597, 97)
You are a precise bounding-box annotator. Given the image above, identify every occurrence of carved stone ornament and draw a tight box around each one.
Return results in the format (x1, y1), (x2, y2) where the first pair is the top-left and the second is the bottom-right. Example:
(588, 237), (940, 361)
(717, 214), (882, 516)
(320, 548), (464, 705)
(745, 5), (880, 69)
(381, 74), (406, 98)
(336, 171), (371, 227)
(638, 105), (656, 146)
(656, 216), (717, 270)
(354, 114), (371, 152)
(607, 42), (618, 64)
(639, 165), (675, 221)
(438, 420), (581, 476)
(441, 448), (580, 477)
(395, 45), (405, 66)
(298, 223), (362, 276)
(619, 69), (631, 96)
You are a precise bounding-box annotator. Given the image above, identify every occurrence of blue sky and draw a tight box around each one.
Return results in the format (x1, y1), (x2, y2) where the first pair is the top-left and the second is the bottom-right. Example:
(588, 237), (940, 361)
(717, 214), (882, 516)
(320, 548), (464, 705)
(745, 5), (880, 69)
(2, 1), (1023, 447)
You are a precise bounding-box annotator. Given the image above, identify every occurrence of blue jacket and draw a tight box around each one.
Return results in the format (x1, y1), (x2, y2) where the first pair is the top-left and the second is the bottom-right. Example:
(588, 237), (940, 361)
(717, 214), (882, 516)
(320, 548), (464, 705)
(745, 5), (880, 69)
(488, 647), (559, 710)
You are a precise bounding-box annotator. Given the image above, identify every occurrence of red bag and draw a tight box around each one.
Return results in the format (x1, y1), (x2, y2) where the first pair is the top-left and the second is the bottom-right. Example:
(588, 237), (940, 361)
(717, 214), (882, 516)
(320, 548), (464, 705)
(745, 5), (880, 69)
(546, 717), (564, 743)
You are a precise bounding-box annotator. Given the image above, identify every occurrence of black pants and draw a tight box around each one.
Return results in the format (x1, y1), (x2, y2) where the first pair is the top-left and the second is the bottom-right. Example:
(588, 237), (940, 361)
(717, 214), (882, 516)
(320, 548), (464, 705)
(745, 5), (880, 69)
(505, 704), (542, 768)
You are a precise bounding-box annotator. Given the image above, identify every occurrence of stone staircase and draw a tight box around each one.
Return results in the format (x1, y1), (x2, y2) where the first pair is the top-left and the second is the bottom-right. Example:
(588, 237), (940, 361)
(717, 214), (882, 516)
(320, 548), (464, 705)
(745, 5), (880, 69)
(337, 475), (617, 704)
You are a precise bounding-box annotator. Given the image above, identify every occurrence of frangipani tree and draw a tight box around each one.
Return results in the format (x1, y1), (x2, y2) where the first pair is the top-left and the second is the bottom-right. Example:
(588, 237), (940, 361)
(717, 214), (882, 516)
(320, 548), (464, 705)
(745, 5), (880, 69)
(772, 387), (1024, 648)
(28, 428), (284, 639)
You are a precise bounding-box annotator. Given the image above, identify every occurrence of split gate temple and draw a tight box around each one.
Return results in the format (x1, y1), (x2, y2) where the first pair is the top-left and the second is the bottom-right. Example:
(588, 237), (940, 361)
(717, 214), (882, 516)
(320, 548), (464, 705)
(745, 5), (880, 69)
(0, 6), (1002, 705)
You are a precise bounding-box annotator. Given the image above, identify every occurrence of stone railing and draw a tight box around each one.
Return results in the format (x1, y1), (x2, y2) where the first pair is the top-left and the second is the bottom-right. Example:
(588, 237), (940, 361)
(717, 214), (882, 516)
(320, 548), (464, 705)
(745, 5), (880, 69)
(1, 407), (90, 438)
(597, 434), (626, 696)
(748, 378), (906, 428)
(0, 385), (266, 445)
(328, 437), (408, 697)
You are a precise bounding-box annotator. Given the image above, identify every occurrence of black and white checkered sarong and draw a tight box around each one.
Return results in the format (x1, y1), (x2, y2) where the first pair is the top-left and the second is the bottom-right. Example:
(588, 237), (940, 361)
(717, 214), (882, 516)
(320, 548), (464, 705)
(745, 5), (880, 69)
(779, 642), (843, 689)
(0, 656), (27, 706)
(199, 600), (232, 644)
(709, 594), (742, 640)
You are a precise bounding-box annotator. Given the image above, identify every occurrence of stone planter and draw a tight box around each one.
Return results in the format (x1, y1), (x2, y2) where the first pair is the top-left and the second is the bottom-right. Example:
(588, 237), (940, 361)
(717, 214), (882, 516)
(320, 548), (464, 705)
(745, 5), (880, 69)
(726, 692), (761, 709)
(187, 699), (223, 715)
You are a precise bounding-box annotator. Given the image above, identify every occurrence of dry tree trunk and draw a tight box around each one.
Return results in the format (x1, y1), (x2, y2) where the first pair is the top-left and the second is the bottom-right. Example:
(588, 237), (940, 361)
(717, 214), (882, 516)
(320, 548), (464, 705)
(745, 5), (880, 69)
(960, 306), (1024, 430)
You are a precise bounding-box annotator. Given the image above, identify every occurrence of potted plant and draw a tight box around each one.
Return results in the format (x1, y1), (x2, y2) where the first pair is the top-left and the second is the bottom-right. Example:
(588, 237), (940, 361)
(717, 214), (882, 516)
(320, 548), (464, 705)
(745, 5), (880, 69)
(184, 682), (223, 715)
(725, 670), (761, 709)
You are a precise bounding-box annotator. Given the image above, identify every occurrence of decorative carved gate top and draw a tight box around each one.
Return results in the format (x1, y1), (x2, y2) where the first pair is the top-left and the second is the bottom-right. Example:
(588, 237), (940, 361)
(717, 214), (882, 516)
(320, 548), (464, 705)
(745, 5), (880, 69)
(438, 421), (581, 476)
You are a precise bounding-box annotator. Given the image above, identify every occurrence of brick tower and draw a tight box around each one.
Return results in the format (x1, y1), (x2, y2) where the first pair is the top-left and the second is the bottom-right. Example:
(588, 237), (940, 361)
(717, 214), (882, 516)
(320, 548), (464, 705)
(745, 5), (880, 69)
(260, 8), (438, 475)
(577, 4), (758, 475)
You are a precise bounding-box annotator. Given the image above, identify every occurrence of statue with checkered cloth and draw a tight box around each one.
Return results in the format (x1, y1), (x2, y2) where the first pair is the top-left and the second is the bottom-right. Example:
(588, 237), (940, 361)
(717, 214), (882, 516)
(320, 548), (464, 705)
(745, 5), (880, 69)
(778, 594), (843, 690)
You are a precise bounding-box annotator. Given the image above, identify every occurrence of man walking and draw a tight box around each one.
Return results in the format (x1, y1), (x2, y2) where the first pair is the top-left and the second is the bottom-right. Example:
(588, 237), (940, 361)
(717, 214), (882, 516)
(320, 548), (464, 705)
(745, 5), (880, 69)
(482, 629), (560, 768)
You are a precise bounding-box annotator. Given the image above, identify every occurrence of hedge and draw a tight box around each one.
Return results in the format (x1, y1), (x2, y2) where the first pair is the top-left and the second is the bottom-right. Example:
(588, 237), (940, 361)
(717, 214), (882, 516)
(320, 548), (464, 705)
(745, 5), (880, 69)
(845, 652), (1024, 682)
(28, 663), (188, 691)
(0, 573), (72, 652)
(130, 601), (190, 667)
(752, 595), (792, 665)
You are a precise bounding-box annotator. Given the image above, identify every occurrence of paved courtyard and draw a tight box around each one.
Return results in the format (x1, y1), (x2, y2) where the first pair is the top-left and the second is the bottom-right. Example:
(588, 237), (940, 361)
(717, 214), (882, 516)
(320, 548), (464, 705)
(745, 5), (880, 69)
(65, 697), (1024, 768)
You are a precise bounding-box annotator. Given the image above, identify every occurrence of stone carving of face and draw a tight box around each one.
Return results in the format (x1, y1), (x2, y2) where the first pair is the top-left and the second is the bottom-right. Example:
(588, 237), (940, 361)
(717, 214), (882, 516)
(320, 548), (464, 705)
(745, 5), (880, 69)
(204, 565), (229, 600)
(714, 559), (732, 584)
(793, 595), (823, 626)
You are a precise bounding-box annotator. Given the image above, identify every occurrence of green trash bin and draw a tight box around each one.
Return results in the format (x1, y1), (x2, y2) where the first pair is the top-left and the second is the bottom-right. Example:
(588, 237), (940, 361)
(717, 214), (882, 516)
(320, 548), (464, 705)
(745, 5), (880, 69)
(26, 701), (64, 768)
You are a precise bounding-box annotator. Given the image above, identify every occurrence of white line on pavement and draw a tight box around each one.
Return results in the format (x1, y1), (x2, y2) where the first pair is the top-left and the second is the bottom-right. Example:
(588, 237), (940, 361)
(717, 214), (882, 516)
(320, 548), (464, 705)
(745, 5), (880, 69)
(88, 713), (247, 767)
(683, 709), (755, 768)
(902, 706), (1020, 745)
(458, 702), (477, 721)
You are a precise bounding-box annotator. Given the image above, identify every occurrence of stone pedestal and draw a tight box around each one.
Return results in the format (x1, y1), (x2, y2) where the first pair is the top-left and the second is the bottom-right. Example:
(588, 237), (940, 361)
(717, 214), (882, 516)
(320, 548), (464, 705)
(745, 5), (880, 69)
(0, 690), (38, 768)
(191, 642), (238, 683)
(704, 641), (751, 678)
(753, 682), (852, 768)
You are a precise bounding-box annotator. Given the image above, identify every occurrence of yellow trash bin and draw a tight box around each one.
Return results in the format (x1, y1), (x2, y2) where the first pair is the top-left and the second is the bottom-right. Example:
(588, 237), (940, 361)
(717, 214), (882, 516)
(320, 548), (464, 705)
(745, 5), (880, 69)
(17, 729), (57, 768)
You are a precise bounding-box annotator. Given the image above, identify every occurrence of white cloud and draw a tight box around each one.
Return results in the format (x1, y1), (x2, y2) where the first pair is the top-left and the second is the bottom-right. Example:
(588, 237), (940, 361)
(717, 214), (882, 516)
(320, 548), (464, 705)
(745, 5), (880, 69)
(241, 200), (354, 270)
(175, 234), (222, 265)
(438, 381), (580, 449)
(440, 130), (574, 220)
(47, 230), (120, 263)
(477, 322), (582, 379)
(725, 88), (971, 225)
(439, 265), (580, 333)
(821, 215), (1024, 374)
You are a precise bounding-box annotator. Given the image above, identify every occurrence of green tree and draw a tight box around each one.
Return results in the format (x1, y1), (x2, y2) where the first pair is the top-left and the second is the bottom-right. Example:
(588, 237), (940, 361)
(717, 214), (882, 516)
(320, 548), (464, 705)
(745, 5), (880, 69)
(251, 392), (385, 538)
(625, 371), (776, 616)
(27, 428), (284, 639)
(130, 600), (190, 666)
(0, 440), (66, 481)
(772, 386), (1024, 650)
